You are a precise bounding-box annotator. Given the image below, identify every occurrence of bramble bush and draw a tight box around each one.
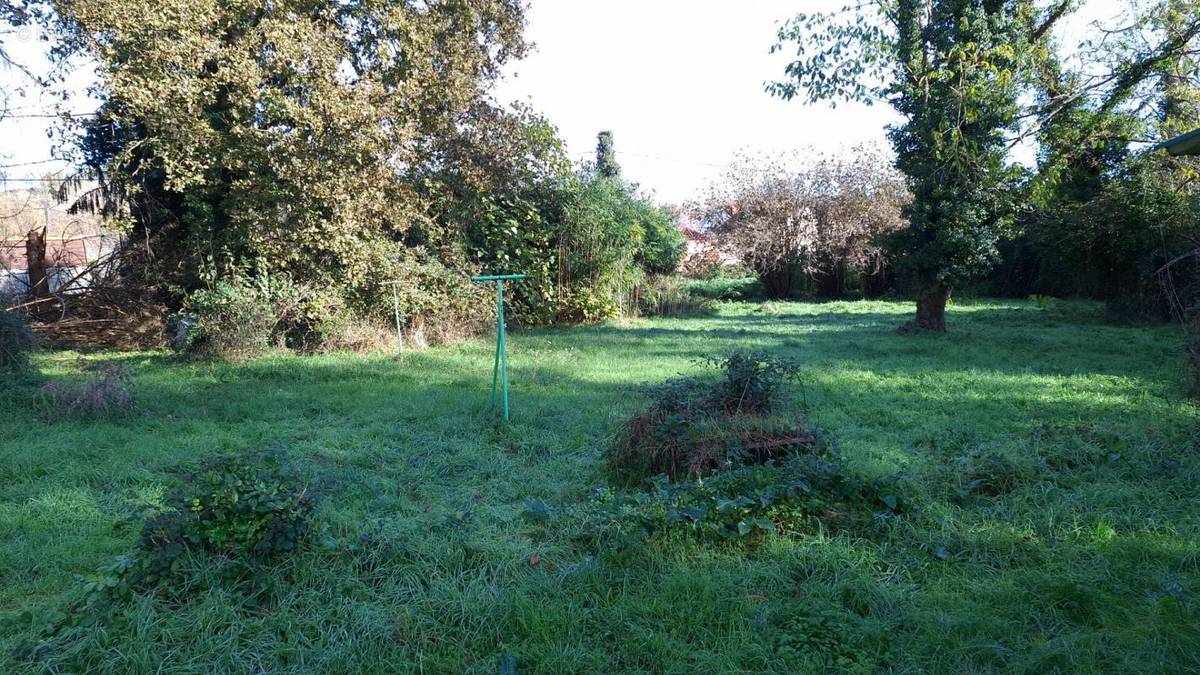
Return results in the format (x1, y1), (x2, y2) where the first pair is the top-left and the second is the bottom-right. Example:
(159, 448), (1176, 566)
(17, 452), (317, 661)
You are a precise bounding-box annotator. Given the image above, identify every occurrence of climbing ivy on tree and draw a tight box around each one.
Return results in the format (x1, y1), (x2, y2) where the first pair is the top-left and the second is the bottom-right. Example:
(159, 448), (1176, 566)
(769, 0), (1050, 330)
(770, 0), (1200, 331)
(595, 130), (621, 179)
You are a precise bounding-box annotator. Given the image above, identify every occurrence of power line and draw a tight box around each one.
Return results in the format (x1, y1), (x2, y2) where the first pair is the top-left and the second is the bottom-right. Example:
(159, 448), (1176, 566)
(0, 159), (68, 169)
(0, 111), (99, 119)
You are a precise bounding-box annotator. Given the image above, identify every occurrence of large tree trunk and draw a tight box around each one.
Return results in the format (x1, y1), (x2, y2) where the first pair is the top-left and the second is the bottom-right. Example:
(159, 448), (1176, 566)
(25, 227), (49, 300)
(901, 283), (950, 332)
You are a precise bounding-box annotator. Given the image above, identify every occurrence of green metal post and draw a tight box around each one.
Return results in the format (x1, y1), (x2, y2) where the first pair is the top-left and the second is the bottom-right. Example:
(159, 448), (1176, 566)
(497, 279), (509, 420)
(471, 274), (525, 421)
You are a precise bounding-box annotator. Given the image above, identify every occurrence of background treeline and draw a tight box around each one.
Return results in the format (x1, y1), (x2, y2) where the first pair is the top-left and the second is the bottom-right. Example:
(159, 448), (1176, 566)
(2, 0), (1198, 366)
(5, 0), (682, 357)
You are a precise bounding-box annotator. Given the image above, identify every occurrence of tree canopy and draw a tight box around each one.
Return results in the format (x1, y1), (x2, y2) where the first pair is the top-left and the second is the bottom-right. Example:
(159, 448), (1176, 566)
(770, 0), (1200, 330)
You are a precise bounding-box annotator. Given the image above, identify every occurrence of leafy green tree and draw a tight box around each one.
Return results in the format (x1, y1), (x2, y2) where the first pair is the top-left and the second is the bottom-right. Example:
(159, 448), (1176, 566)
(43, 0), (530, 313)
(996, 0), (1200, 314)
(769, 0), (1058, 330)
(596, 130), (621, 179)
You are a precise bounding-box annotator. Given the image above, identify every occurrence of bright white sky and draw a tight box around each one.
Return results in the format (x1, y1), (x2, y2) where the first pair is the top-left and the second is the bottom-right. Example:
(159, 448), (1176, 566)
(2, 0), (1126, 204)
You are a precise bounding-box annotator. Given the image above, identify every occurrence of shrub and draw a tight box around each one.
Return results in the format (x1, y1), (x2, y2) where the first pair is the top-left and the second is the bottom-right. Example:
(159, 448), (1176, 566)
(635, 276), (714, 318)
(366, 253), (494, 346)
(708, 351), (802, 415)
(607, 351), (807, 485)
(557, 176), (681, 323)
(684, 277), (766, 301)
(139, 452), (316, 582)
(0, 310), (35, 372)
(39, 364), (134, 418)
(182, 278), (285, 360)
(558, 286), (622, 324)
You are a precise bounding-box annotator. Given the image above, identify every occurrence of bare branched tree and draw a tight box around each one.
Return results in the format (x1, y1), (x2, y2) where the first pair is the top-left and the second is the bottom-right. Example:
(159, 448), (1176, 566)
(694, 147), (909, 298)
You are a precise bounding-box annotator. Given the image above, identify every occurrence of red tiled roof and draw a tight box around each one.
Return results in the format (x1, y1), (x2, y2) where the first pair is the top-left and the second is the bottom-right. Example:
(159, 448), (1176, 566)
(0, 238), (89, 270)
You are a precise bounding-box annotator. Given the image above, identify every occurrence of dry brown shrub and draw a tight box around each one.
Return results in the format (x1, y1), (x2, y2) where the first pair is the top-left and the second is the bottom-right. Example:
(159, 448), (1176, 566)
(40, 363), (134, 418)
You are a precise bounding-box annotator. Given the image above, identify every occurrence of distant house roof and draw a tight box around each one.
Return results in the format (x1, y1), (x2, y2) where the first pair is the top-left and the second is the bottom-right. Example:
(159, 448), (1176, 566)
(0, 238), (90, 271)
(1158, 127), (1200, 156)
(679, 224), (714, 243)
(0, 186), (106, 241)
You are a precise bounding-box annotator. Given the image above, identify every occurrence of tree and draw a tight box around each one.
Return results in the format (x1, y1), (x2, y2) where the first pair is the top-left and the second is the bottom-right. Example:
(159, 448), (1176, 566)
(997, 0), (1200, 314)
(595, 130), (621, 179)
(770, 0), (1053, 330)
(42, 0), (530, 310)
(696, 149), (909, 299)
(771, 0), (1200, 330)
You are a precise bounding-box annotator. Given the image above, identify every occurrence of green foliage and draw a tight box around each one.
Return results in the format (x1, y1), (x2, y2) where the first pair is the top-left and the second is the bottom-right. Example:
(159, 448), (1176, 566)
(140, 453), (316, 579)
(770, 0), (1200, 329)
(45, 0), (531, 321)
(0, 310), (35, 372)
(636, 207), (685, 276)
(461, 191), (562, 324)
(771, 606), (882, 674)
(999, 151), (1200, 320)
(182, 278), (288, 360)
(1188, 313), (1200, 397)
(708, 351), (802, 415)
(634, 276), (714, 318)
(556, 176), (682, 322)
(15, 452), (316, 662)
(607, 351), (806, 485)
(180, 258), (486, 357)
(581, 452), (904, 545)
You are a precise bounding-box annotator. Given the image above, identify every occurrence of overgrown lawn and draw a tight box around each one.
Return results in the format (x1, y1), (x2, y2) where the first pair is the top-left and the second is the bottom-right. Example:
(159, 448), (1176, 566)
(2, 300), (1197, 673)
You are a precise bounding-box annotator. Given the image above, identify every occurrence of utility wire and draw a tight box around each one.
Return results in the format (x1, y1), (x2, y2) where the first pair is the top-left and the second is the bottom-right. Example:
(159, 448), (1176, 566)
(0, 111), (99, 119)
(0, 159), (67, 169)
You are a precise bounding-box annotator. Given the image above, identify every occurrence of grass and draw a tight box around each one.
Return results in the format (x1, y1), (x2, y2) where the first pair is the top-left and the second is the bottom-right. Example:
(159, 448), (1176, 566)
(1, 299), (1198, 673)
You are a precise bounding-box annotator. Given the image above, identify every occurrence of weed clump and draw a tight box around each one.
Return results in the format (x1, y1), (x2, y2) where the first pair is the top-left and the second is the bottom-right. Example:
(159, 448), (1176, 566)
(946, 451), (1036, 501)
(139, 453), (316, 581)
(17, 452), (316, 661)
(0, 309), (35, 372)
(607, 351), (808, 485)
(39, 363), (134, 418)
(582, 451), (904, 543)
